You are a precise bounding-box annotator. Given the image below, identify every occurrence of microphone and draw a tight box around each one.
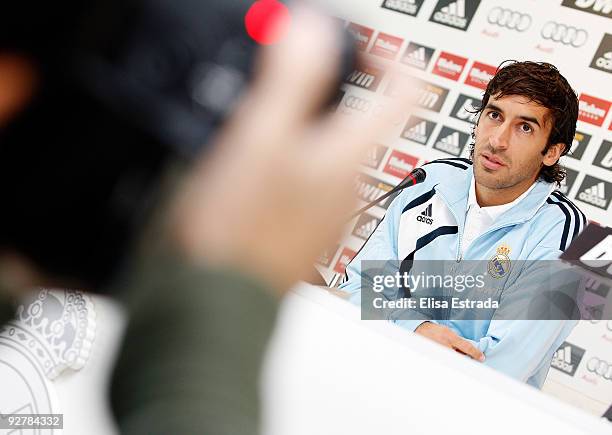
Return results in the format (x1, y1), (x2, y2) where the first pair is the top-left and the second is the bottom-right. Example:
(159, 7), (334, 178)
(350, 167), (426, 220)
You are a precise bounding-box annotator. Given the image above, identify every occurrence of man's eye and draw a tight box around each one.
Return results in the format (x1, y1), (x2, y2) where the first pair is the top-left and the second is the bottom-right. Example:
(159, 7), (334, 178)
(520, 123), (532, 133)
(488, 111), (500, 120)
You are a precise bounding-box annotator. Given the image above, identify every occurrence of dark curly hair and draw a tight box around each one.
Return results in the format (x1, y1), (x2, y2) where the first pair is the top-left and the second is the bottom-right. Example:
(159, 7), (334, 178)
(468, 60), (579, 184)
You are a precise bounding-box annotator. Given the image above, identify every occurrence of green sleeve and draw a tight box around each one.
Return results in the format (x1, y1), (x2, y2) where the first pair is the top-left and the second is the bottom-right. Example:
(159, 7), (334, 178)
(0, 293), (14, 326)
(109, 254), (279, 435)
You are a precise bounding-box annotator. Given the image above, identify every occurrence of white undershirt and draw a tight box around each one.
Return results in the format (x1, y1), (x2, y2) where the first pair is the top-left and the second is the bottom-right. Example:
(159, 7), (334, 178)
(461, 177), (537, 255)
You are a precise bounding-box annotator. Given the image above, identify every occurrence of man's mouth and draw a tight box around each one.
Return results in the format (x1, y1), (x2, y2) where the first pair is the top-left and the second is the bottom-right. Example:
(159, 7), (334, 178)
(480, 152), (506, 170)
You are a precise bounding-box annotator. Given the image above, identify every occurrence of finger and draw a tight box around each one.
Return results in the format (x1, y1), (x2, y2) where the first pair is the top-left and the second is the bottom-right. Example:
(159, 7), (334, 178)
(245, 5), (343, 133)
(451, 338), (485, 362)
(312, 70), (416, 172)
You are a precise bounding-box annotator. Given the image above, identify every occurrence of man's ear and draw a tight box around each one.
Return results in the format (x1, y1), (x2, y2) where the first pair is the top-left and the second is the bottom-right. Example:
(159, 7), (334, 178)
(543, 142), (566, 167)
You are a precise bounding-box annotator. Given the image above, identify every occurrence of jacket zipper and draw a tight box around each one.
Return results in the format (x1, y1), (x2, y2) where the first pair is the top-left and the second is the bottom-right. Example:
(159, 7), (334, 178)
(433, 182), (549, 320)
(435, 188), (528, 263)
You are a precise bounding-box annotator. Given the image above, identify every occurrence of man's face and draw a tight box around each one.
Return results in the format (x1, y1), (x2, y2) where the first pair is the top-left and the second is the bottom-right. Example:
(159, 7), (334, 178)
(473, 94), (553, 192)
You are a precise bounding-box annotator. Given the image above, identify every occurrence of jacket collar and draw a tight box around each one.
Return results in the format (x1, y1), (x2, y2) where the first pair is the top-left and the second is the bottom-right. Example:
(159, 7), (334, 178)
(435, 165), (555, 229)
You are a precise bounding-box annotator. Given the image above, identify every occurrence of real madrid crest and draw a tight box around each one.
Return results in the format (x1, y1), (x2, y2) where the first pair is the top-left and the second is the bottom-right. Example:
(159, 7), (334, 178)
(0, 289), (97, 434)
(488, 244), (511, 279)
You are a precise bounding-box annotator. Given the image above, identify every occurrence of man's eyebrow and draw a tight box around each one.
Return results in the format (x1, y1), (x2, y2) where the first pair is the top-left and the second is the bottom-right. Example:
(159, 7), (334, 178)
(518, 115), (541, 128)
(484, 103), (541, 128)
(484, 103), (503, 114)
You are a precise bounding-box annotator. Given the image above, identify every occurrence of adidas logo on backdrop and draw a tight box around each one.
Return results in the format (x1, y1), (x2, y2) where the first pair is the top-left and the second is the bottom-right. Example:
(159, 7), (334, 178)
(580, 182), (606, 207)
(576, 175), (611, 210)
(429, 0), (481, 31)
(401, 42), (435, 70)
(551, 342), (585, 376)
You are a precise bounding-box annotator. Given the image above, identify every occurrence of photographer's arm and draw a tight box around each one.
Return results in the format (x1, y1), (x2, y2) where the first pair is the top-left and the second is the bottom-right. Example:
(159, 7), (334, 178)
(109, 8), (415, 435)
(109, 249), (279, 435)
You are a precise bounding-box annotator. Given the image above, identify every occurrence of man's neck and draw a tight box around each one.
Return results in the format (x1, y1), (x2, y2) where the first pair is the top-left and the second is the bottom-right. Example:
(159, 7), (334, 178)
(475, 178), (537, 207)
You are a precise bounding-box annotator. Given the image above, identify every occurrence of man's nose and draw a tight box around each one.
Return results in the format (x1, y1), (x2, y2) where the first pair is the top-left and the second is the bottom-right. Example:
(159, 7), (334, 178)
(490, 122), (511, 151)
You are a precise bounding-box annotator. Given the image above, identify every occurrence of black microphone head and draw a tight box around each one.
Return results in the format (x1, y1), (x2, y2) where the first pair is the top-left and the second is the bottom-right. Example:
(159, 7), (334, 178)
(349, 166), (426, 220)
(395, 167), (426, 190)
(412, 167), (426, 184)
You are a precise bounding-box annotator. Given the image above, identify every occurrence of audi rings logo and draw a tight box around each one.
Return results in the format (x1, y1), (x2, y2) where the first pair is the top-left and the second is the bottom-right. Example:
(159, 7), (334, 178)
(587, 357), (612, 381)
(541, 22), (588, 47)
(344, 96), (373, 113)
(487, 7), (531, 31)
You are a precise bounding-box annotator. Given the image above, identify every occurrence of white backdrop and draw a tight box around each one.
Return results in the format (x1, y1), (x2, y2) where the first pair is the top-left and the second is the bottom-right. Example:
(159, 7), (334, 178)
(314, 0), (612, 419)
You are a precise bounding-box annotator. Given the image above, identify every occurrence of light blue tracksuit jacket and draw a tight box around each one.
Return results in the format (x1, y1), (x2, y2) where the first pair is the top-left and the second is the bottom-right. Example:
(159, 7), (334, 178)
(340, 157), (586, 387)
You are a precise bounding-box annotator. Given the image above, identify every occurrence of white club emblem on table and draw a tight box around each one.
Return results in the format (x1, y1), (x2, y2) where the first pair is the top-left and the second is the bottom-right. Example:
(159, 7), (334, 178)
(0, 289), (96, 380)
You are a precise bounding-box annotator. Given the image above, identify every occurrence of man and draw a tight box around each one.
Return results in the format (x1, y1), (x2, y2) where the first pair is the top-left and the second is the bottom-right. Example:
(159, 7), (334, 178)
(340, 61), (586, 388)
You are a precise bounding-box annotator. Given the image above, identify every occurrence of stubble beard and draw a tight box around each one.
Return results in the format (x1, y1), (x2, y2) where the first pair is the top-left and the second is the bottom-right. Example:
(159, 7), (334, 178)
(473, 144), (540, 191)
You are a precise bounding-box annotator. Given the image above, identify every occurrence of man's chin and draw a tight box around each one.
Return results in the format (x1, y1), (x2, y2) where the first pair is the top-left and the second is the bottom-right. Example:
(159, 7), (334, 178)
(474, 167), (510, 189)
